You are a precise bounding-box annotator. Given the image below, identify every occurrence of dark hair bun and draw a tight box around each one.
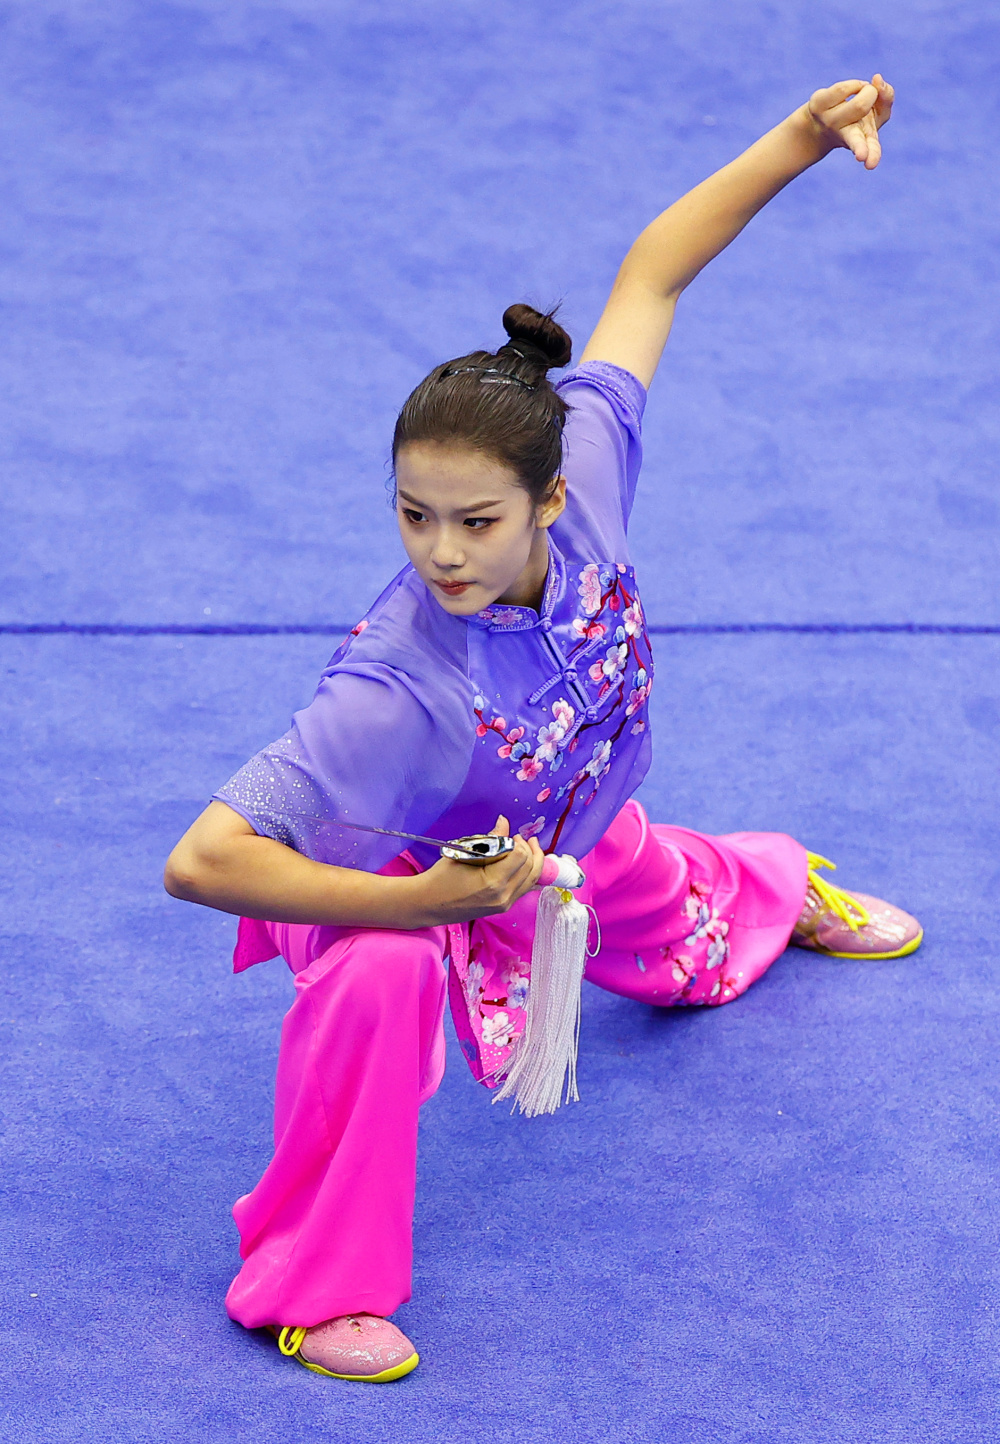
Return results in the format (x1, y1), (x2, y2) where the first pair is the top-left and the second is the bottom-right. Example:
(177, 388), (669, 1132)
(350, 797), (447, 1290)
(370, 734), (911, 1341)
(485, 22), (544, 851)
(501, 303), (572, 370)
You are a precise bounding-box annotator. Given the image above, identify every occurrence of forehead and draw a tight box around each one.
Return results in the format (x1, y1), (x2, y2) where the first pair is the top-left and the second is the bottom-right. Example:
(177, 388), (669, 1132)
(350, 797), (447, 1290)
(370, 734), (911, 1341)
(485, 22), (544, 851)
(394, 442), (523, 505)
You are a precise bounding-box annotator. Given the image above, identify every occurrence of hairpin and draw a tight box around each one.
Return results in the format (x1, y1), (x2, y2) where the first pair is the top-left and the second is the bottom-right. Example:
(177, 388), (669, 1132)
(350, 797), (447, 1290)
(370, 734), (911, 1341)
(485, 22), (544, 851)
(440, 365), (537, 392)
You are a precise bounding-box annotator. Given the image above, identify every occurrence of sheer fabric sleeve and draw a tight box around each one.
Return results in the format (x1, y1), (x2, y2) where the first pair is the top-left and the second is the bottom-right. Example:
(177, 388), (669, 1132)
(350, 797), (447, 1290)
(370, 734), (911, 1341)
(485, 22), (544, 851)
(554, 360), (647, 560)
(213, 660), (473, 875)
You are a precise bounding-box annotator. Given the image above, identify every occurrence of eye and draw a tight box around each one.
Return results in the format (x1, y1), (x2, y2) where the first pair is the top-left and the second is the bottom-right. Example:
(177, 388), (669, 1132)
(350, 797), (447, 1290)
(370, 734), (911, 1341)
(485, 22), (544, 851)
(401, 508), (426, 525)
(464, 516), (498, 530)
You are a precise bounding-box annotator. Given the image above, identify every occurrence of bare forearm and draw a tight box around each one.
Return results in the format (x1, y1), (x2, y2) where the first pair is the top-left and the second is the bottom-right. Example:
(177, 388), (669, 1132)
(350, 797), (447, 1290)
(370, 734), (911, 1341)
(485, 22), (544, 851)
(165, 830), (429, 929)
(619, 106), (828, 301)
(581, 78), (891, 387)
(164, 801), (546, 931)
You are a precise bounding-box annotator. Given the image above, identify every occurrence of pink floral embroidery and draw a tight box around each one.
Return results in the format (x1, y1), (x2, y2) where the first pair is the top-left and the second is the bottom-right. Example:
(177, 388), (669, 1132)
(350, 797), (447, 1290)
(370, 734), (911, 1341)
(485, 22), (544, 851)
(471, 561), (655, 857)
(463, 960), (485, 1007)
(622, 600), (643, 637)
(705, 929), (729, 969)
(502, 962), (530, 1010)
(589, 642), (629, 697)
(585, 738), (612, 779)
(626, 668), (651, 717)
(480, 1010), (516, 1048)
(518, 815), (546, 839)
(707, 974), (740, 1006)
(535, 722), (565, 762)
(476, 692), (578, 787)
(552, 697), (574, 731)
(496, 726), (524, 759)
(659, 945), (701, 1001)
(668, 952), (696, 986)
(572, 617), (608, 641)
(578, 563), (603, 616)
(685, 900), (728, 947)
(478, 606), (527, 628)
(678, 882), (732, 978)
(682, 882), (711, 921)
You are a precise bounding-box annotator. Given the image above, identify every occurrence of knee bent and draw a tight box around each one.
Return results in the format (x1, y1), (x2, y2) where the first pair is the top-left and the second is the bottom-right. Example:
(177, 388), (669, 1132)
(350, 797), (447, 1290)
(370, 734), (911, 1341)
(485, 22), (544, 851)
(300, 930), (443, 1014)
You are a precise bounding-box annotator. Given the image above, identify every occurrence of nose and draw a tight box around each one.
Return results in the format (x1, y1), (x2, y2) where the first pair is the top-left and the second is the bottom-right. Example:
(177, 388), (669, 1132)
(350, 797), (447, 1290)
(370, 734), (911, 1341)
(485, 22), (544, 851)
(429, 526), (467, 571)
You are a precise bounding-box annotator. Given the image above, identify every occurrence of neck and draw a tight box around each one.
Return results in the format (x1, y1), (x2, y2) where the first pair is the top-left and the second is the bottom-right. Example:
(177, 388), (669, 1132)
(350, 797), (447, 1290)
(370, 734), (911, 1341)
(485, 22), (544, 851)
(497, 530), (550, 610)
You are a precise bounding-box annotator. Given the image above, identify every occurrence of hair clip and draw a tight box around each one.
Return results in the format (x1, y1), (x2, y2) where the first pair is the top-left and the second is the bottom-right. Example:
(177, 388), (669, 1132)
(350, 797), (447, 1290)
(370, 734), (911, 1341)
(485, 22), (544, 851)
(440, 364), (537, 392)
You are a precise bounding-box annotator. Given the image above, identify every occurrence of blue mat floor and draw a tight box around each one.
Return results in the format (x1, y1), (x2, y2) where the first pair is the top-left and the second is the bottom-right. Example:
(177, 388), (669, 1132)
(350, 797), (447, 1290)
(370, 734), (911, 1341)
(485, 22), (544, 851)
(4, 632), (998, 1443)
(1, 4), (998, 1442)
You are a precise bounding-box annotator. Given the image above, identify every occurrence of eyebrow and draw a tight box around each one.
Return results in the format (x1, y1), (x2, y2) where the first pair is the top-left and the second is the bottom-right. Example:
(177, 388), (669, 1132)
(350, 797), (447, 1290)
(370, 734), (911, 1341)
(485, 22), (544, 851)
(396, 491), (505, 513)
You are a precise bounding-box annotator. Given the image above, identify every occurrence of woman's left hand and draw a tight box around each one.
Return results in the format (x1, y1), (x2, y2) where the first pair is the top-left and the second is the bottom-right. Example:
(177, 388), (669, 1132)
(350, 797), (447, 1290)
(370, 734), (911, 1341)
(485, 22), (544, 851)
(805, 74), (894, 170)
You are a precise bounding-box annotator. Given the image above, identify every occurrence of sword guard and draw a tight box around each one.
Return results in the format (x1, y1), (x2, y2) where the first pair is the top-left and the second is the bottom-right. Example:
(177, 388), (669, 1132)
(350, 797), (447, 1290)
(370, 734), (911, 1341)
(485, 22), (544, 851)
(440, 834), (516, 865)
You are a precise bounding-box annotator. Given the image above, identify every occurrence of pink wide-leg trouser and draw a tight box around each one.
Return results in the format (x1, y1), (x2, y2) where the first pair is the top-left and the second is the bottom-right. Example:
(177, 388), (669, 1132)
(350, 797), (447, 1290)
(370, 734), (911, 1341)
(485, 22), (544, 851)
(225, 802), (807, 1329)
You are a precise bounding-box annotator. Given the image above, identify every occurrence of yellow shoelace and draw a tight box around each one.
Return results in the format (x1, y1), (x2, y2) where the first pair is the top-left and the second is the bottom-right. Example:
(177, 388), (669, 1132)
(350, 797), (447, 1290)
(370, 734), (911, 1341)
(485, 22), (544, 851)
(806, 852), (871, 933)
(278, 1326), (308, 1356)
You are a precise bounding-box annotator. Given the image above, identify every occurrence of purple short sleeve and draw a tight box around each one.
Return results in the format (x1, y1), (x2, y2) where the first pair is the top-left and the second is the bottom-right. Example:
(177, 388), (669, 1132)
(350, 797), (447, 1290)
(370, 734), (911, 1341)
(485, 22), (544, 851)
(554, 361), (647, 564)
(214, 658), (473, 874)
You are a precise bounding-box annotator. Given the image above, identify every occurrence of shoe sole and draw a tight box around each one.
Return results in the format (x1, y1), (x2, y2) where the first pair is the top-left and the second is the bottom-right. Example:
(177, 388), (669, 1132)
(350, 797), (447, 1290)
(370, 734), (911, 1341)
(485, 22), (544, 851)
(800, 928), (923, 961)
(293, 1350), (420, 1383)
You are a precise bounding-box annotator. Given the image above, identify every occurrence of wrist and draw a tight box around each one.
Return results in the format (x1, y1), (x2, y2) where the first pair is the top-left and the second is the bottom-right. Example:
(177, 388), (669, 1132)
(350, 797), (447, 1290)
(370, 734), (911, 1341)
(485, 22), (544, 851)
(397, 869), (441, 930)
(784, 103), (836, 164)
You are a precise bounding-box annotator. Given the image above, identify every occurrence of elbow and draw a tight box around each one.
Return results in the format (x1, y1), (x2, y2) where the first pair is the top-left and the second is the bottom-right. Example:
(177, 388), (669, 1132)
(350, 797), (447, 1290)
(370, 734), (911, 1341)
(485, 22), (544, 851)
(164, 801), (254, 905)
(164, 843), (210, 903)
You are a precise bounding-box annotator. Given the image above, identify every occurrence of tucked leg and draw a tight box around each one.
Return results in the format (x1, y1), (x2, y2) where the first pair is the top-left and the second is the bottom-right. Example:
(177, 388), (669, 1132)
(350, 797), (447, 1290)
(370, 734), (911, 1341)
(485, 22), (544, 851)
(582, 800), (808, 1007)
(225, 922), (448, 1329)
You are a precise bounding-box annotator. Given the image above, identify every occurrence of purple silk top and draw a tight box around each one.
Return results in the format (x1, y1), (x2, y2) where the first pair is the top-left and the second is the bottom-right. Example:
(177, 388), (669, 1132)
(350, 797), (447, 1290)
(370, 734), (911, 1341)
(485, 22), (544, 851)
(214, 362), (654, 871)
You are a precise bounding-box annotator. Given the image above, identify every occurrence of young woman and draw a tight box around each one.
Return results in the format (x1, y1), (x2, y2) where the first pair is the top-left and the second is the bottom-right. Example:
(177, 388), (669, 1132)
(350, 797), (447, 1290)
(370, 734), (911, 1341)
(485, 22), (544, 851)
(166, 74), (919, 1383)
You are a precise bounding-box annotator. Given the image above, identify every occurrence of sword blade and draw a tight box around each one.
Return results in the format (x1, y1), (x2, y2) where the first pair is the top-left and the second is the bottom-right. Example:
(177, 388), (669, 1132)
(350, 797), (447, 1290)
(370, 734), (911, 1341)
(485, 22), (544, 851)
(286, 813), (483, 860)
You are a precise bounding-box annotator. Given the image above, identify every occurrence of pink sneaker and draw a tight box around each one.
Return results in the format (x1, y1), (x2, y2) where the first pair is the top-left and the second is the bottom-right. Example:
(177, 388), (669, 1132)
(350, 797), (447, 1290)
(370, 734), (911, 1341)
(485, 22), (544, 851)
(791, 853), (923, 960)
(276, 1314), (419, 1382)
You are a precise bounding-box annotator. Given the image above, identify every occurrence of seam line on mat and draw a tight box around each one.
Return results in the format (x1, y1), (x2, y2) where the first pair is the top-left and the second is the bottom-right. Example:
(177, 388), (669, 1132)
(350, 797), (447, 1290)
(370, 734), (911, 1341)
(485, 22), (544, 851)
(0, 624), (998, 638)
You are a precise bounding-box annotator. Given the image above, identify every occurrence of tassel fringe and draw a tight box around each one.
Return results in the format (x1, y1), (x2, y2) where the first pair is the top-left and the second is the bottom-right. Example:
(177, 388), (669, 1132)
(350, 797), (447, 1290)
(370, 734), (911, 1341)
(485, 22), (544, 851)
(493, 885), (591, 1118)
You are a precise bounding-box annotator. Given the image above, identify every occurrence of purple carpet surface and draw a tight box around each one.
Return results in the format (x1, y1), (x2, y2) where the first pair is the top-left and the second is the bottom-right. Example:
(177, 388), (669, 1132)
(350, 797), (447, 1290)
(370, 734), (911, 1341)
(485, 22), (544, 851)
(1, 4), (997, 1442)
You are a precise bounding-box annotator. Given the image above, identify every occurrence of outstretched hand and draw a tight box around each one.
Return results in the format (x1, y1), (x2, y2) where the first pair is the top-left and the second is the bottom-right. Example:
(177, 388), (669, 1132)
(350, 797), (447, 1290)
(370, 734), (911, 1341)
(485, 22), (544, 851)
(806, 74), (894, 170)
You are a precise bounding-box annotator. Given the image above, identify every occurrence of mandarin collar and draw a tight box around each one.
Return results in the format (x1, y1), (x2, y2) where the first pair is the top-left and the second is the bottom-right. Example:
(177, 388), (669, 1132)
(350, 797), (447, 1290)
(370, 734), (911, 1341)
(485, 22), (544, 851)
(467, 542), (566, 633)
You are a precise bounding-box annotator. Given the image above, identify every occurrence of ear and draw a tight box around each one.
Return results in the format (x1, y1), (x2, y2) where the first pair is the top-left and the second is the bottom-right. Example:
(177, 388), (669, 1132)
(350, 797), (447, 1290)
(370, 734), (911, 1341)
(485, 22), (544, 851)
(535, 475), (567, 530)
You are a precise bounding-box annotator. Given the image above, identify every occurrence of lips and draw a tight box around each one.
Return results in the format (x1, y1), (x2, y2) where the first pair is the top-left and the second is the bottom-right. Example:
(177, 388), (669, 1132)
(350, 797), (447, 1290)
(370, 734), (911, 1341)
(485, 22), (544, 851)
(434, 580), (472, 596)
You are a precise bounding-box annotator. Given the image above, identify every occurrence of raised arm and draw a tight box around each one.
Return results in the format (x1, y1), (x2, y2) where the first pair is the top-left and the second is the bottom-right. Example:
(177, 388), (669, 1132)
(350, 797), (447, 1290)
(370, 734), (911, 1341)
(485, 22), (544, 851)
(580, 76), (895, 388)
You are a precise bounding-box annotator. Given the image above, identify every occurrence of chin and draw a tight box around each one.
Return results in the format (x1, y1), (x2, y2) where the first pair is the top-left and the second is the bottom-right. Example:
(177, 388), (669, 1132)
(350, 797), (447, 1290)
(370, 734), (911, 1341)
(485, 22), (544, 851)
(429, 587), (488, 617)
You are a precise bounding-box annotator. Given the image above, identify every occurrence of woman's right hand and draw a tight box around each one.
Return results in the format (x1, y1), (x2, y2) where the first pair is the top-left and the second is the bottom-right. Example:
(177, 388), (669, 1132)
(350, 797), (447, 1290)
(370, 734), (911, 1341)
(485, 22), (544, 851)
(411, 815), (546, 927)
(804, 75), (894, 170)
